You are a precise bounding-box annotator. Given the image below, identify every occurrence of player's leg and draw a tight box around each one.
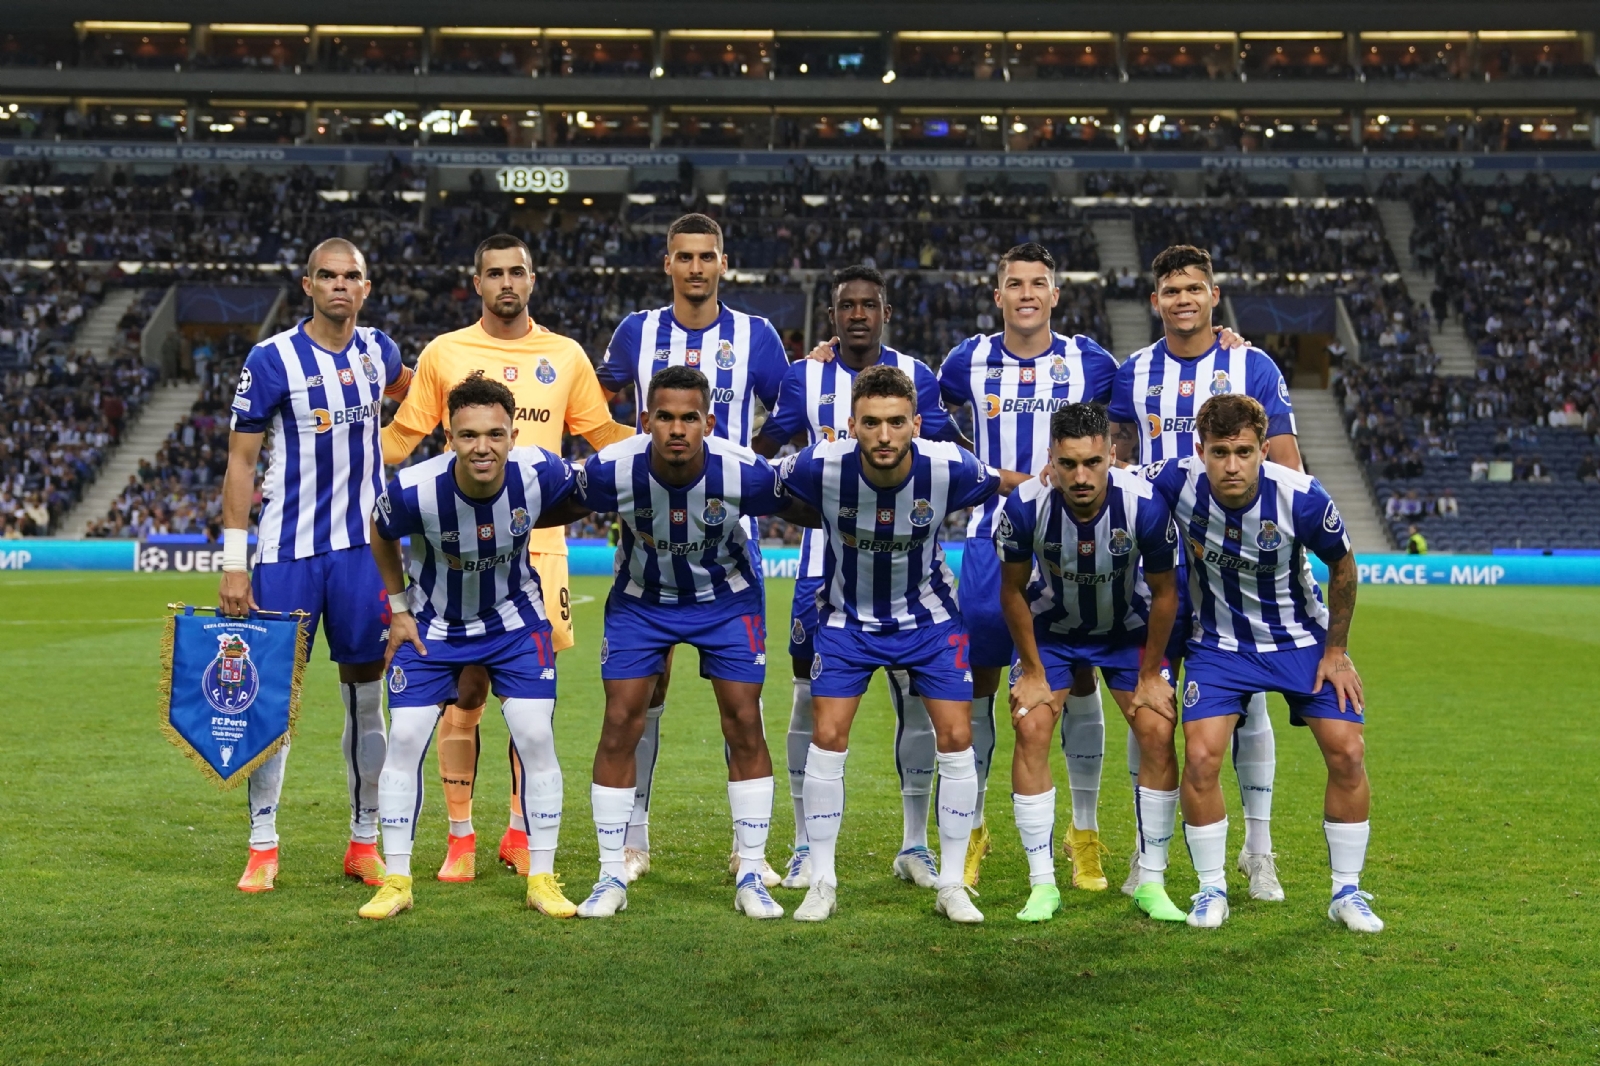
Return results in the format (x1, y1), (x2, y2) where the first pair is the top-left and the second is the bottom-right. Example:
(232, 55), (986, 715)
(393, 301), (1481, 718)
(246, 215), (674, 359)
(622, 647), (672, 879)
(499, 552), (572, 874)
(957, 542), (1009, 889)
(1010, 678), (1068, 923)
(781, 577), (821, 887)
(578, 674), (656, 918)
(359, 702), (442, 919)
(1300, 699), (1381, 932)
(712, 674), (783, 919)
(1060, 664), (1109, 891)
(887, 668), (939, 889)
(1107, 677), (1183, 922)
(324, 546), (393, 884)
(1233, 691), (1283, 901)
(1178, 666), (1249, 929)
(434, 690), (483, 882)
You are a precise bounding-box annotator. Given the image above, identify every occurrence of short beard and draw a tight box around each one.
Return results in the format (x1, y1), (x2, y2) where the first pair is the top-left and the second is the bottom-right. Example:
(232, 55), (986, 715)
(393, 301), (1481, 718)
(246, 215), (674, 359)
(678, 285), (714, 306)
(862, 440), (911, 471)
(489, 296), (528, 321)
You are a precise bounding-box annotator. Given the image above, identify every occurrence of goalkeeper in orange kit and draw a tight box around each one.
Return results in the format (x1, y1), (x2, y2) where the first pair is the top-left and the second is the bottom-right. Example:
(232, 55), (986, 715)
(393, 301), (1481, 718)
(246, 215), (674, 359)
(382, 233), (634, 882)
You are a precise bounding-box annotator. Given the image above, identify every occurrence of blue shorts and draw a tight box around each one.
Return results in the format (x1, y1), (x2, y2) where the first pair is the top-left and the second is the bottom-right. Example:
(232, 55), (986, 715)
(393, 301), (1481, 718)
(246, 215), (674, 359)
(811, 617), (972, 702)
(602, 590), (768, 684)
(387, 624), (559, 706)
(1181, 643), (1361, 726)
(1020, 628), (1147, 693)
(788, 574), (824, 663)
(252, 545), (388, 664)
(957, 537), (1014, 669)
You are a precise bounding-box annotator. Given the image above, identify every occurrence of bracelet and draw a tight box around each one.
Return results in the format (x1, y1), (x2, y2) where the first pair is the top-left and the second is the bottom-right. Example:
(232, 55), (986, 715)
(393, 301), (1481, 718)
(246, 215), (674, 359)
(221, 528), (249, 572)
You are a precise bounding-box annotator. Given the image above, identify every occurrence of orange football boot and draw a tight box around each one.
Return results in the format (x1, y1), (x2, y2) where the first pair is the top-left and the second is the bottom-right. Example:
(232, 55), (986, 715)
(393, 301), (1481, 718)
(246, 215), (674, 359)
(498, 827), (530, 876)
(343, 841), (387, 886)
(238, 846), (279, 892)
(438, 833), (477, 882)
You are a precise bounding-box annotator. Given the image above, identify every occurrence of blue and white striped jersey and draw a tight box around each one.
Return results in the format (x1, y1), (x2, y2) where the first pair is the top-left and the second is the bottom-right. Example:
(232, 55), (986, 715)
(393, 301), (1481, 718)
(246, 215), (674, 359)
(374, 447), (579, 641)
(598, 303), (788, 447)
(759, 344), (951, 579)
(777, 438), (999, 634)
(231, 320), (404, 564)
(1144, 456), (1350, 653)
(576, 435), (786, 607)
(937, 332), (1117, 540)
(1109, 339), (1296, 464)
(995, 467), (1177, 640)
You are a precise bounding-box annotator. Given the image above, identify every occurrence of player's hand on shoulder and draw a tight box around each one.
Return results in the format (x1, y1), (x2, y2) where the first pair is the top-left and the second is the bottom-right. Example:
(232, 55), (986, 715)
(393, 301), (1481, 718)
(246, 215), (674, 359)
(1313, 649), (1364, 715)
(1214, 325), (1250, 350)
(806, 337), (839, 363)
(218, 570), (256, 618)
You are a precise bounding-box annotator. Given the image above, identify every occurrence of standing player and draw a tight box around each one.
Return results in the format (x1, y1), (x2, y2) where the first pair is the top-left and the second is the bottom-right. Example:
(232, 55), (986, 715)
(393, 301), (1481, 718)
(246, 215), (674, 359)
(358, 377), (581, 920)
(995, 404), (1182, 922)
(218, 238), (413, 891)
(1143, 395), (1379, 932)
(936, 242), (1118, 889)
(381, 234), (635, 881)
(775, 365), (1029, 923)
(596, 213), (789, 883)
(752, 265), (959, 892)
(536, 367), (817, 919)
(1108, 244), (1302, 902)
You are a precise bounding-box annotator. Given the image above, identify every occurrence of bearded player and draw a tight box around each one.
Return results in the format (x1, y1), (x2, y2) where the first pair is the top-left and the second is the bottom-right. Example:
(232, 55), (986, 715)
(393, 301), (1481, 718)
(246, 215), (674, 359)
(381, 233), (635, 881)
(596, 213), (789, 884)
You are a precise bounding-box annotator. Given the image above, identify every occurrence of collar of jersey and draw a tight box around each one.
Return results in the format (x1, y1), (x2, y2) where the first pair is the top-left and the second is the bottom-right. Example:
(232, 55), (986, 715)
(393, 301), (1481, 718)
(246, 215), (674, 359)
(993, 332), (1062, 362)
(852, 441), (921, 497)
(296, 317), (362, 359)
(660, 302), (729, 335)
(1058, 488), (1112, 531)
(644, 441), (710, 493)
(831, 342), (894, 371)
(1202, 472), (1264, 517)
(445, 454), (510, 510)
(1155, 337), (1223, 364)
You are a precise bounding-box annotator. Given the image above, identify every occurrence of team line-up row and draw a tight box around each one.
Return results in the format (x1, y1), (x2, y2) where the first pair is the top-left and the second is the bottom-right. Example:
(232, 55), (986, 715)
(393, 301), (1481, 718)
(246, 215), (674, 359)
(210, 216), (1380, 932)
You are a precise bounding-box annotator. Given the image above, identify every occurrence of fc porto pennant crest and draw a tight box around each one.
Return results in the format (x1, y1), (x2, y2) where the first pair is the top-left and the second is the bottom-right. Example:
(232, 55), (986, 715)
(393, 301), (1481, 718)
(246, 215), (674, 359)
(159, 606), (309, 789)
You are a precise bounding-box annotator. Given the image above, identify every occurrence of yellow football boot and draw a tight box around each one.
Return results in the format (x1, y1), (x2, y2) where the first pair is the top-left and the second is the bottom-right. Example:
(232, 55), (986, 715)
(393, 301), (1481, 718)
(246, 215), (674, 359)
(963, 824), (992, 888)
(1065, 826), (1110, 891)
(526, 872), (577, 918)
(359, 874), (414, 920)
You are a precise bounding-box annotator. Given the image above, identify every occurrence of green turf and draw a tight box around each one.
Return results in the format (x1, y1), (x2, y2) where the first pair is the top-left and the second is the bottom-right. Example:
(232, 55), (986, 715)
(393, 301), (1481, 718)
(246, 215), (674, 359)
(1, 574), (1597, 1064)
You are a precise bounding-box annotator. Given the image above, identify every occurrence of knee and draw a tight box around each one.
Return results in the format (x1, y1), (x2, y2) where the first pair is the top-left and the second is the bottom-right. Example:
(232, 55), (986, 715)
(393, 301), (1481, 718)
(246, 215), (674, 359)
(455, 675), (489, 709)
(1324, 735), (1367, 784)
(1013, 708), (1055, 752)
(1182, 743), (1225, 785)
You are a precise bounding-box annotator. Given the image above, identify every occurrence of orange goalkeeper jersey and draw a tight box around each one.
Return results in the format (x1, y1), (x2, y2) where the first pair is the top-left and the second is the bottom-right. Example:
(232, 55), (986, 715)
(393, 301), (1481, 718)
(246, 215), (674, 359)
(381, 319), (635, 555)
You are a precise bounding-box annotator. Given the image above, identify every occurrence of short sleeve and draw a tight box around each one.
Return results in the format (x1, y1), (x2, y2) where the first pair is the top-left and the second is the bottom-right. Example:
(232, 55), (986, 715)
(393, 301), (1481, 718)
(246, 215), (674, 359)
(1107, 357), (1139, 425)
(376, 330), (404, 381)
(1296, 480), (1352, 565)
(596, 316), (640, 393)
(373, 479), (416, 540)
(229, 344), (288, 433)
(574, 456), (619, 514)
(775, 446), (823, 508)
(756, 364), (808, 446)
(1249, 351), (1297, 439)
(1134, 492), (1177, 574)
(739, 456), (789, 517)
(912, 362), (952, 440)
(1139, 458), (1186, 508)
(532, 447), (579, 510)
(937, 342), (972, 409)
(1075, 337), (1119, 405)
(748, 319), (789, 409)
(994, 491), (1036, 563)
(950, 450), (1001, 511)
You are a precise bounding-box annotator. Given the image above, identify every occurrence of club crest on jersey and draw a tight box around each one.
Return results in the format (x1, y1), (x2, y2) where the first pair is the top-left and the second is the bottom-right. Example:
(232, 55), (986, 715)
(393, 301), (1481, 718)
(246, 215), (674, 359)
(1210, 370), (1232, 396)
(1078, 540), (1096, 556)
(715, 339), (736, 369)
(810, 654), (823, 680)
(533, 358), (556, 384)
(338, 367), (356, 386)
(685, 349), (701, 367)
(503, 366), (518, 382)
(702, 498), (727, 526)
(1178, 379), (1196, 398)
(202, 632), (260, 714)
(509, 507), (532, 537)
(1049, 357), (1071, 383)
(598, 638), (609, 665)
(1008, 662), (1023, 687)
(1019, 367), (1036, 384)
(1183, 681), (1199, 708)
(876, 507), (895, 526)
(1256, 520), (1283, 550)
(671, 508), (688, 525)
(389, 667), (407, 694)
(478, 523), (496, 540)
(909, 499), (934, 527)
(1108, 528), (1133, 555)
(361, 354), (379, 383)
(791, 618), (806, 645)
(1324, 501), (1344, 533)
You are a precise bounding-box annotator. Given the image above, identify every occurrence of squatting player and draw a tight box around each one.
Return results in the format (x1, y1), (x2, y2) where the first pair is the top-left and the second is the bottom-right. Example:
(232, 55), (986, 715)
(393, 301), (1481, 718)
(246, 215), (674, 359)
(995, 403), (1182, 922)
(775, 365), (1029, 924)
(219, 238), (412, 892)
(359, 377), (582, 920)
(752, 264), (962, 893)
(597, 212), (789, 884)
(537, 367), (818, 919)
(1109, 244), (1303, 902)
(1143, 394), (1380, 933)
(936, 242), (1119, 888)
(381, 234), (635, 880)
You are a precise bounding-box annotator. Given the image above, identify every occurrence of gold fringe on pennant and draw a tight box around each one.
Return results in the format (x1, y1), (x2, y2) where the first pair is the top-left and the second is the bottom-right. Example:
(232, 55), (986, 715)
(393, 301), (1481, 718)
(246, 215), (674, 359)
(157, 608), (311, 791)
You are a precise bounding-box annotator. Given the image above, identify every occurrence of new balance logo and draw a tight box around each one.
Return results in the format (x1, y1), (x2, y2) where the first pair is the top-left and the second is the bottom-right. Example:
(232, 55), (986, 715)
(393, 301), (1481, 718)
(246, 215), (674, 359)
(540, 668), (555, 680)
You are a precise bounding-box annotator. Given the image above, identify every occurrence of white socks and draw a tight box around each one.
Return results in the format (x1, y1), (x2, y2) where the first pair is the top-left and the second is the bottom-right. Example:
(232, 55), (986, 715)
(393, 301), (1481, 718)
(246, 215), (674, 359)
(247, 742), (290, 848)
(786, 680), (812, 849)
(591, 783), (633, 881)
(1186, 817), (1229, 892)
(728, 777), (775, 879)
(1062, 690), (1104, 832)
(1135, 785), (1179, 885)
(377, 704), (446, 878)
(1012, 789), (1057, 886)
(449, 819), (473, 837)
(625, 703), (665, 851)
(1126, 729), (1142, 851)
(1236, 692), (1276, 855)
(888, 669), (935, 851)
(969, 695), (996, 828)
(934, 748), (979, 889)
(801, 744), (847, 887)
(340, 680), (387, 844)
(503, 697), (561, 877)
(1325, 820), (1370, 893)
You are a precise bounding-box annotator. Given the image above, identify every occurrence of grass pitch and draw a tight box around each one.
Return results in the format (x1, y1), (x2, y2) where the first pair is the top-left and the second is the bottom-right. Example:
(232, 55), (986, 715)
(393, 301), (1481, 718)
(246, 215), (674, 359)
(1, 573), (1597, 1064)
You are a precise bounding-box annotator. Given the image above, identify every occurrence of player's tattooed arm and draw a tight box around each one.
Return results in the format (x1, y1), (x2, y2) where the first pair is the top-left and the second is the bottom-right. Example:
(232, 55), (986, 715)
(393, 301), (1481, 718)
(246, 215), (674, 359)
(776, 498), (823, 529)
(1109, 420), (1139, 465)
(534, 498), (596, 528)
(1314, 552), (1364, 714)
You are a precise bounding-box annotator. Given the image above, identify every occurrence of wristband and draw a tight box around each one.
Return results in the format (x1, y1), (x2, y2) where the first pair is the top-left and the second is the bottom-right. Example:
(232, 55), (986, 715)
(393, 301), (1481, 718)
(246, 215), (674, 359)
(388, 591), (412, 615)
(221, 528), (249, 572)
